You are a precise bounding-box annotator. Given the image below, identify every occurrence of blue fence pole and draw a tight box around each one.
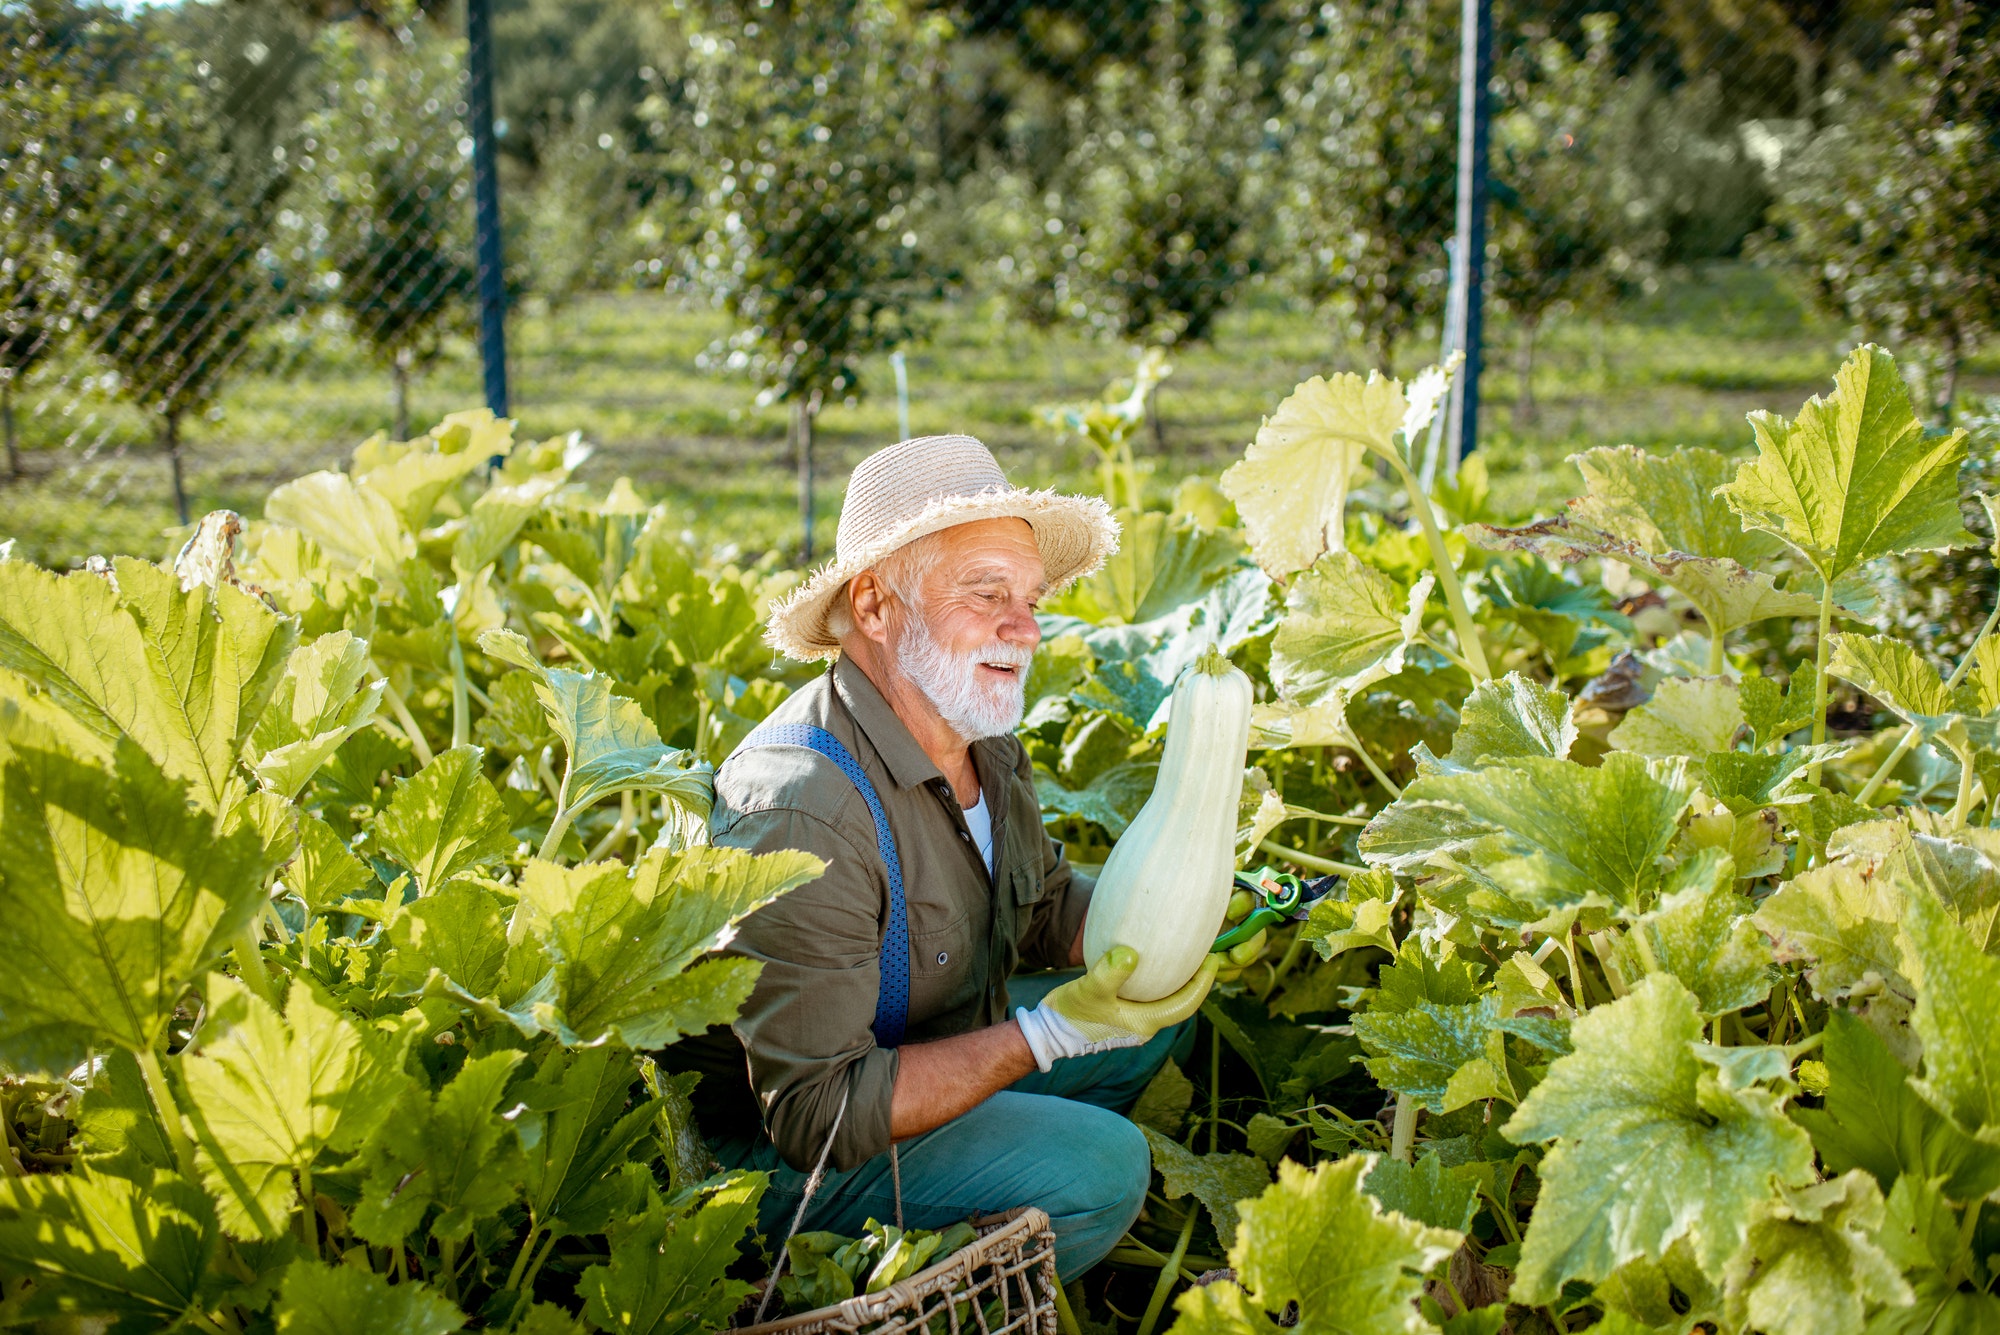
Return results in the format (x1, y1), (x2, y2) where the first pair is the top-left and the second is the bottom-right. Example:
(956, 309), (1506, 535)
(466, 0), (509, 419)
(1448, 0), (1492, 465)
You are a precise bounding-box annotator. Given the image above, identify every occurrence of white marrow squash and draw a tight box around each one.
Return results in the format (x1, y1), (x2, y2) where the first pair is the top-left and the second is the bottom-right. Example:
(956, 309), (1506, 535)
(1082, 647), (1254, 1000)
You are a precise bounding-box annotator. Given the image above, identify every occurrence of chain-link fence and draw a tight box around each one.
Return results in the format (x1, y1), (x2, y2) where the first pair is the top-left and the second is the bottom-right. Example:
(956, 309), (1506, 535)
(4, 0), (1995, 567)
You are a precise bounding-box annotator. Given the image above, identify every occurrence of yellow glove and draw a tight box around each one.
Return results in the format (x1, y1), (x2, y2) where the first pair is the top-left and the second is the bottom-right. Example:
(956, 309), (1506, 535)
(1014, 947), (1220, 1070)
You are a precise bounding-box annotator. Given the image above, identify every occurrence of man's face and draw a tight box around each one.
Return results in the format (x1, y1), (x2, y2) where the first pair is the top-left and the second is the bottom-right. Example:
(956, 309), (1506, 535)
(893, 518), (1046, 740)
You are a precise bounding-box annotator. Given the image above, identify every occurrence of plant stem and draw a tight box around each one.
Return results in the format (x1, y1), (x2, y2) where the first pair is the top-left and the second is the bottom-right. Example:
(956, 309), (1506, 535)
(585, 793), (637, 863)
(1052, 1275), (1085, 1335)
(1257, 839), (1366, 878)
(1209, 1028), (1221, 1155)
(502, 1220), (542, 1293)
(1704, 617), (1726, 676)
(449, 632), (471, 751)
(232, 922), (279, 1010)
(1857, 598), (2000, 804)
(298, 1160), (319, 1260)
(134, 1045), (199, 1180)
(515, 1228), (560, 1299)
(1136, 1211), (1197, 1335)
(375, 671), (435, 768)
(1952, 746), (1978, 829)
(1385, 453), (1490, 681)
(1807, 576), (1836, 788)
(1390, 1095), (1418, 1164)
(537, 762), (576, 861)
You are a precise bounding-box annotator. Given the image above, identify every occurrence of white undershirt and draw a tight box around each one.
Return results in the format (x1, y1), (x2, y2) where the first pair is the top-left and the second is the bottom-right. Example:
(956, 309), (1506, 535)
(962, 792), (997, 875)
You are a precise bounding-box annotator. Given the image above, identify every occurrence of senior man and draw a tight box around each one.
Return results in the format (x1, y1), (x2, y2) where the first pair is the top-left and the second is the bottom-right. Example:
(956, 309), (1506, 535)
(671, 434), (1217, 1280)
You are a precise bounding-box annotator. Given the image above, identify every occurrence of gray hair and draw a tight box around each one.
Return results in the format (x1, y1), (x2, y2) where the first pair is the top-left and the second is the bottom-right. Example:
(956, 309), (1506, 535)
(827, 531), (944, 638)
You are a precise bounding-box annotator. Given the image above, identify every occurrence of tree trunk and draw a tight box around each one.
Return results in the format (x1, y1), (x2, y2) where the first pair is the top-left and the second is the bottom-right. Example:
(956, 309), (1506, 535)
(1146, 381), (1166, 456)
(796, 391), (821, 564)
(165, 410), (189, 526)
(393, 347), (412, 440)
(1937, 333), (1961, 428)
(3, 378), (17, 479)
(1514, 318), (1539, 426)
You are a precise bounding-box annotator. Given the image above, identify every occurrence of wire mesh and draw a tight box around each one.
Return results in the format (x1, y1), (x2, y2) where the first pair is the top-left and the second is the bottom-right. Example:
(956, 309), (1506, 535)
(4, 0), (1994, 569)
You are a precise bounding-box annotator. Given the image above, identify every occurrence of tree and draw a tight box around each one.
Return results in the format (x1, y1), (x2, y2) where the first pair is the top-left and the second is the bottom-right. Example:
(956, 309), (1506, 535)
(298, 20), (475, 439)
(1487, 14), (1660, 423)
(1057, 0), (1272, 348)
(673, 0), (950, 559)
(1275, 0), (1459, 371)
(1762, 0), (2000, 421)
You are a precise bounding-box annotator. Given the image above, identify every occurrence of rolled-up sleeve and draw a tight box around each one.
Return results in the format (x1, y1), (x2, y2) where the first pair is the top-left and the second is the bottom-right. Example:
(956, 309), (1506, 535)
(713, 805), (900, 1173)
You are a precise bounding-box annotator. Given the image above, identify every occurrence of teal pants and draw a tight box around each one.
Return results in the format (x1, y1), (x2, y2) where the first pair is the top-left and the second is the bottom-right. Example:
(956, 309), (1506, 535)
(713, 970), (1198, 1281)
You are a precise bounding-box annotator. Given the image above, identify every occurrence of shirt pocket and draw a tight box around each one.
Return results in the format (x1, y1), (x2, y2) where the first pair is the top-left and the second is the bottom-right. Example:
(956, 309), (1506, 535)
(1007, 855), (1047, 908)
(908, 907), (977, 981)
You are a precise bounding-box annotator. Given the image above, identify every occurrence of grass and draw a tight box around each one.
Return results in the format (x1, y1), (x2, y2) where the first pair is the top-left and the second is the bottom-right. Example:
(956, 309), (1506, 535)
(3, 261), (1991, 569)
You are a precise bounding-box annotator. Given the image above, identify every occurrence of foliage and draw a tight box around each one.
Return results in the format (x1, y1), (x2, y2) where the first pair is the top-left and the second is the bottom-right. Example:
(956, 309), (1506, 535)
(0, 410), (819, 1330)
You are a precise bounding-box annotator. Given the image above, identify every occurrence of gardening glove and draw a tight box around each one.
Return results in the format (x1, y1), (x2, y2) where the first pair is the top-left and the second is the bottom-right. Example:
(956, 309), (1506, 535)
(1013, 946), (1220, 1072)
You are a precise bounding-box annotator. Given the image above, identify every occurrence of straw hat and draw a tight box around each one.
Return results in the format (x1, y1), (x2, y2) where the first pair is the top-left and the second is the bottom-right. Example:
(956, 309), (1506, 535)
(766, 434), (1118, 662)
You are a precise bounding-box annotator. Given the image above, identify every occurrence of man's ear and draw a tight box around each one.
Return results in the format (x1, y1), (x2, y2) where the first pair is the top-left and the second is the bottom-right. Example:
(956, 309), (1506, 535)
(844, 571), (894, 645)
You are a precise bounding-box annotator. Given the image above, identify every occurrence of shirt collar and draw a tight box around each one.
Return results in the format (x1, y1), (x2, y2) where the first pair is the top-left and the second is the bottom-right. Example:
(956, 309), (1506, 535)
(832, 656), (947, 791)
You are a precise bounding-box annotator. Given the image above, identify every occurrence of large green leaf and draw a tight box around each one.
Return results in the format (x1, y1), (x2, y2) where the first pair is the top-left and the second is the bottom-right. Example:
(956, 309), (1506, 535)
(1270, 552), (1433, 709)
(285, 813), (375, 916)
(1605, 852), (1773, 1016)
(1755, 857), (1912, 1001)
(1792, 1010), (2000, 1201)
(1420, 671), (1573, 773)
(1299, 866), (1400, 960)
(1036, 760), (1158, 839)
(512, 846), (824, 1049)
(1719, 1171), (1910, 1335)
(517, 1046), (665, 1235)
(350, 1050), (528, 1247)
(1141, 1127), (1271, 1248)
(1044, 509), (1245, 625)
(1360, 754), (1692, 917)
(272, 1259), (464, 1335)
(576, 1173), (764, 1335)
(1607, 677), (1744, 759)
(373, 747), (513, 895)
(1168, 1156), (1460, 1335)
(179, 977), (414, 1239)
(248, 630), (385, 800)
(1717, 345), (1974, 583)
(0, 558), (296, 811)
(0, 1169), (216, 1327)
(1220, 370), (1424, 578)
(1836, 818), (2000, 955)
(0, 700), (284, 1074)
(355, 440), (485, 535)
(1901, 889), (2000, 1137)
(265, 471), (416, 587)
(1504, 974), (1815, 1302)
(1571, 445), (1781, 566)
(1363, 1153), (1481, 1233)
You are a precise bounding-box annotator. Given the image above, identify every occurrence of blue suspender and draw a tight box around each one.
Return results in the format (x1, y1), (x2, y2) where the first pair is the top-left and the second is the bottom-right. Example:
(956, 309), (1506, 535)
(728, 724), (911, 1049)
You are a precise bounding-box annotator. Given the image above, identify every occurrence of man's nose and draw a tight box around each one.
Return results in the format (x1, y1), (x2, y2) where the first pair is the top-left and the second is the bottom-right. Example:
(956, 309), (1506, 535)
(998, 599), (1041, 649)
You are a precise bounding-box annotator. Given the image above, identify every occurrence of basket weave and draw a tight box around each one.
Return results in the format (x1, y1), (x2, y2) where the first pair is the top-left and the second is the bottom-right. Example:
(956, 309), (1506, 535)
(738, 1207), (1060, 1335)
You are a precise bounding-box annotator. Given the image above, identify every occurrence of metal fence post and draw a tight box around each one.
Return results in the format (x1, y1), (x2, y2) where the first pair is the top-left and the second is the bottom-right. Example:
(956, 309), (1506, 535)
(466, 0), (509, 419)
(1446, 0), (1492, 466)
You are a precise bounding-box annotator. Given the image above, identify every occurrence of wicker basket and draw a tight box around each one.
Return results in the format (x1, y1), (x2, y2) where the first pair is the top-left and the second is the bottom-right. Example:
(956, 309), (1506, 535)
(737, 1207), (1060, 1335)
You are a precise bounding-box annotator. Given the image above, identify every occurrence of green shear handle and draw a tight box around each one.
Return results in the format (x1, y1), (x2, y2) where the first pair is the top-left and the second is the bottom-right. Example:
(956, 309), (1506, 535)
(1211, 866), (1330, 952)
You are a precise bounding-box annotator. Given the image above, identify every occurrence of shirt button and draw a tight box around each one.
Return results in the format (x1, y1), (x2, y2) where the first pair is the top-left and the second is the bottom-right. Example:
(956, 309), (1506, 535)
(937, 951), (949, 965)
(958, 829), (971, 842)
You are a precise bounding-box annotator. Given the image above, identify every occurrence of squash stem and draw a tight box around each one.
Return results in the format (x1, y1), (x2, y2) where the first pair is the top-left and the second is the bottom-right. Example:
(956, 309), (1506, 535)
(232, 922), (280, 1011)
(1136, 1211), (1197, 1335)
(1806, 575), (1835, 788)
(1857, 597), (2000, 804)
(1384, 452), (1490, 681)
(1389, 1095), (1418, 1164)
(1257, 839), (1365, 878)
(135, 1045), (199, 1181)
(373, 668), (435, 768)
(1052, 1278), (1085, 1335)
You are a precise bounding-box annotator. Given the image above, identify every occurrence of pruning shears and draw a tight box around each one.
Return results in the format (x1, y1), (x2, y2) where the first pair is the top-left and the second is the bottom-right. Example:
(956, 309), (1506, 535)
(1211, 866), (1342, 953)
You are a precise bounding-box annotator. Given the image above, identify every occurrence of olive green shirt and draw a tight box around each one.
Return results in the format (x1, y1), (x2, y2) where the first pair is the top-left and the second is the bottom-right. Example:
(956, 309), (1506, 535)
(673, 657), (1092, 1173)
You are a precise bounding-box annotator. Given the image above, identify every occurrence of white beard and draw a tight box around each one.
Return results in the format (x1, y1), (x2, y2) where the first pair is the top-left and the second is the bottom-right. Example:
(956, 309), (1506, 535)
(896, 616), (1034, 741)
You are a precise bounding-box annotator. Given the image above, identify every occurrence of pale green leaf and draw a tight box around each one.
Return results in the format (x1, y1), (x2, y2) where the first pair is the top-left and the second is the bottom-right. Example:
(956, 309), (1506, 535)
(513, 846), (824, 1049)
(577, 1173), (764, 1335)
(1364, 1153), (1481, 1233)
(1608, 677), (1744, 758)
(1270, 552), (1432, 708)
(1901, 889), (2000, 1137)
(351, 1051), (528, 1246)
(180, 977), (414, 1239)
(454, 473), (570, 578)
(273, 1259), (463, 1335)
(1718, 345), (1975, 582)
(0, 704), (283, 1074)
(384, 880), (517, 1000)
(0, 1169), (216, 1327)
(0, 558), (296, 811)
(1044, 509), (1245, 624)
(1360, 754), (1693, 916)
(1741, 670), (1817, 751)
(1720, 1171), (1911, 1335)
(517, 1046), (666, 1232)
(1142, 1127), (1271, 1248)
(1504, 974), (1815, 1301)
(285, 813), (375, 915)
(1755, 858), (1912, 1001)
(1836, 817), (2000, 955)
(1300, 867), (1400, 959)
(1426, 671), (1574, 773)
(1353, 997), (1500, 1112)
(480, 629), (664, 770)
(266, 471), (416, 583)
(568, 746), (714, 817)
(357, 443), (484, 534)
(1036, 761), (1158, 838)
(1221, 371), (1412, 578)
(249, 630), (384, 799)
(374, 747), (513, 894)
(1607, 853), (1773, 1016)
(1571, 445), (1782, 566)
(1828, 634), (1960, 739)
(73, 1048), (176, 1178)
(1131, 1059), (1196, 1137)
(1169, 1156), (1460, 1335)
